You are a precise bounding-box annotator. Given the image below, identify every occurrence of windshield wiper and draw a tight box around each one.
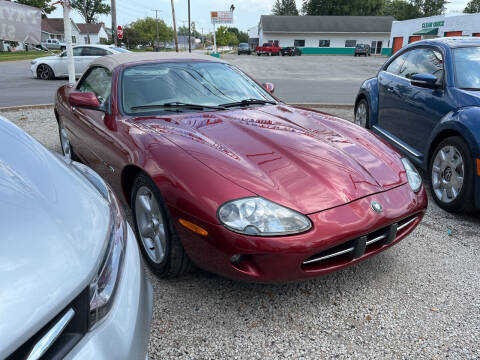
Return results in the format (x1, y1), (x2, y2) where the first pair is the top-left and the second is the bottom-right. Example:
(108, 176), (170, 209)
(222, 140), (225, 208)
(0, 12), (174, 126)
(131, 102), (226, 111)
(220, 98), (277, 108)
(460, 87), (480, 91)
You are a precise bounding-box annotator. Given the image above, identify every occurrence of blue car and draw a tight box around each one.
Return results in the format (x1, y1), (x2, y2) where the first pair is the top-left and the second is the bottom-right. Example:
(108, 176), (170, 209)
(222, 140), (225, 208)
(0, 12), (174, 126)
(355, 37), (480, 213)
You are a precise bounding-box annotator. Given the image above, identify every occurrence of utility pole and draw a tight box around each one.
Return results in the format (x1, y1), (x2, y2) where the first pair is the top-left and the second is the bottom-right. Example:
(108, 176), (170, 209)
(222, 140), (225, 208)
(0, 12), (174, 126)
(62, 1), (75, 85)
(188, 0), (191, 53)
(171, 0), (178, 52)
(111, 0), (117, 46)
(152, 9), (162, 51)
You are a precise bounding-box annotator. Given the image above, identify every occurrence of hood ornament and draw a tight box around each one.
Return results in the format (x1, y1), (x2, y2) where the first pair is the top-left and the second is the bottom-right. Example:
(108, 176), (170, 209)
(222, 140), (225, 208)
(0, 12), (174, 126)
(371, 201), (383, 214)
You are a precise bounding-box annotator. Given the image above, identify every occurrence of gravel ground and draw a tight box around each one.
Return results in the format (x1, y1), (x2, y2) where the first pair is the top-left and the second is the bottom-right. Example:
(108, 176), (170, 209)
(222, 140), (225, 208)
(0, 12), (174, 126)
(2, 107), (479, 360)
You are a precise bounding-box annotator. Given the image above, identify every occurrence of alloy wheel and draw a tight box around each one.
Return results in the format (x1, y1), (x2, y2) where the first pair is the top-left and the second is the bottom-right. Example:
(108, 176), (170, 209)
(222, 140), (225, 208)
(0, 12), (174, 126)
(59, 123), (72, 159)
(37, 65), (50, 80)
(431, 145), (465, 203)
(355, 102), (367, 127)
(134, 186), (167, 264)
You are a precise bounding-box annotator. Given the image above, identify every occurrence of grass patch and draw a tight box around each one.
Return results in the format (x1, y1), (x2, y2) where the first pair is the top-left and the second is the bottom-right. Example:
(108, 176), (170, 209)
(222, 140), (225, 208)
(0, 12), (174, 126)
(0, 50), (59, 62)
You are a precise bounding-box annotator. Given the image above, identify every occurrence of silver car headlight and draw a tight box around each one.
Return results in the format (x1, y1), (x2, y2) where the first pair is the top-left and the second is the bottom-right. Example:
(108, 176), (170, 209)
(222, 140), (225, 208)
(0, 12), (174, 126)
(31, 59), (37, 65)
(218, 197), (312, 236)
(401, 157), (422, 193)
(69, 161), (126, 329)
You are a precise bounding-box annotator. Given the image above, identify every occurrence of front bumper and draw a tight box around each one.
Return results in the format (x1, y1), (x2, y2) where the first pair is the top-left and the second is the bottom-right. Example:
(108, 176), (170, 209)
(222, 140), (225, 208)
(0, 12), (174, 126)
(65, 224), (153, 360)
(172, 183), (427, 283)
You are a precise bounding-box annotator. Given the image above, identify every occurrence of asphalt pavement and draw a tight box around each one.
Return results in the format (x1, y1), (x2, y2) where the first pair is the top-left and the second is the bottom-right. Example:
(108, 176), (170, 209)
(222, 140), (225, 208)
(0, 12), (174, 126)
(3, 106), (479, 360)
(0, 54), (387, 107)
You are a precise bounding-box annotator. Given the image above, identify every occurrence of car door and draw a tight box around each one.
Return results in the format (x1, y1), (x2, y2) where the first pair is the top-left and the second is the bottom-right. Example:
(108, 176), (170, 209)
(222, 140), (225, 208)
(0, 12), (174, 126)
(56, 47), (83, 76)
(69, 67), (121, 182)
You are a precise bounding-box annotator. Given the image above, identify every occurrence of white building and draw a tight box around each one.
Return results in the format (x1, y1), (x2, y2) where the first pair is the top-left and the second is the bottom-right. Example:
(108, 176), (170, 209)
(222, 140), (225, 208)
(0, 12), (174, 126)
(390, 13), (480, 54)
(258, 15), (394, 55)
(41, 18), (109, 45)
(77, 23), (109, 44)
(247, 25), (259, 50)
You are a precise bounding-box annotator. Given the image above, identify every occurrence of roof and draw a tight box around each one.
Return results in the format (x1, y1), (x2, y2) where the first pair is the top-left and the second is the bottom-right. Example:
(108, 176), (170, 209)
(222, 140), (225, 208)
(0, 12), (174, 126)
(41, 18), (80, 35)
(90, 52), (227, 71)
(77, 23), (105, 35)
(259, 15), (394, 33)
(41, 18), (65, 35)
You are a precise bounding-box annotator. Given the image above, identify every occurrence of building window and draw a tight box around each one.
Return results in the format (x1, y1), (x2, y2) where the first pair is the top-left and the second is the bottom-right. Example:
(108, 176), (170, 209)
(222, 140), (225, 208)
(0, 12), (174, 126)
(72, 35), (76, 44)
(345, 40), (357, 47)
(294, 40), (305, 47)
(318, 40), (330, 47)
(84, 37), (88, 44)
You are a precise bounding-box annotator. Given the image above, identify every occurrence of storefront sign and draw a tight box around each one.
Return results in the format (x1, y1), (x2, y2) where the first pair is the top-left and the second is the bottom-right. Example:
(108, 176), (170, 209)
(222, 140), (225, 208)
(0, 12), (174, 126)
(0, 0), (41, 44)
(211, 11), (233, 24)
(422, 20), (444, 29)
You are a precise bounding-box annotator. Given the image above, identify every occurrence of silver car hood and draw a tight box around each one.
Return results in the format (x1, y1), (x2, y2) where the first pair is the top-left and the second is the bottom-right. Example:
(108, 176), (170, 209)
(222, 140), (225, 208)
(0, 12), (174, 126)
(0, 117), (110, 358)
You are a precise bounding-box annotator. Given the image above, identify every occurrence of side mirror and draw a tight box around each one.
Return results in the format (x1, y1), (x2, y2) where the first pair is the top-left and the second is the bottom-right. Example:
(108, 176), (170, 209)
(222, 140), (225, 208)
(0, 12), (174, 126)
(262, 82), (275, 94)
(68, 91), (102, 110)
(411, 74), (439, 89)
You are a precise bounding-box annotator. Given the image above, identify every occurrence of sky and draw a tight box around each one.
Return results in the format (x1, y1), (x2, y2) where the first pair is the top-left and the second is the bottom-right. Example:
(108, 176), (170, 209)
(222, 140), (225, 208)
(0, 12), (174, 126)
(49, 0), (470, 32)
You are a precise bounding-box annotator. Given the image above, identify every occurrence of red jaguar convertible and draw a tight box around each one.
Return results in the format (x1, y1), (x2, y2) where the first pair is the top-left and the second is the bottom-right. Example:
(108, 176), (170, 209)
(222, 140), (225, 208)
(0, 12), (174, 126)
(54, 53), (427, 282)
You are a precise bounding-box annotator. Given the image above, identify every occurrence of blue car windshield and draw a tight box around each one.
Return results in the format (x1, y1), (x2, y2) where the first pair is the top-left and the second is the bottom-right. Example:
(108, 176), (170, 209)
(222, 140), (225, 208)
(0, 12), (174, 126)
(454, 47), (480, 89)
(121, 62), (277, 114)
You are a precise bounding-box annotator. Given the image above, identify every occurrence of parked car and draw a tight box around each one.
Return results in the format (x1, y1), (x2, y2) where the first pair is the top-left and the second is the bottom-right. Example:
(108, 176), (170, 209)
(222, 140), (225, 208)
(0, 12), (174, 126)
(31, 44), (130, 80)
(354, 43), (371, 56)
(355, 37), (480, 213)
(41, 38), (66, 50)
(238, 42), (251, 55)
(281, 46), (302, 56)
(0, 115), (152, 359)
(256, 42), (281, 56)
(55, 52), (427, 283)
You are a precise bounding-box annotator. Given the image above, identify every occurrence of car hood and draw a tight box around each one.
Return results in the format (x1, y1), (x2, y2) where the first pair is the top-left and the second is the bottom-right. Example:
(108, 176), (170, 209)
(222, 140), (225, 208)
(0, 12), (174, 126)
(0, 118), (110, 358)
(33, 55), (60, 62)
(138, 105), (407, 214)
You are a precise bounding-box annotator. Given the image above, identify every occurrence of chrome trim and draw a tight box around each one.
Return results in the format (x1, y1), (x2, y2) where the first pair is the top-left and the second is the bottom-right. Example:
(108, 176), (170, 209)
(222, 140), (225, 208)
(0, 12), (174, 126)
(372, 125), (422, 157)
(26, 308), (75, 360)
(366, 233), (387, 246)
(302, 246), (355, 265)
(398, 216), (418, 231)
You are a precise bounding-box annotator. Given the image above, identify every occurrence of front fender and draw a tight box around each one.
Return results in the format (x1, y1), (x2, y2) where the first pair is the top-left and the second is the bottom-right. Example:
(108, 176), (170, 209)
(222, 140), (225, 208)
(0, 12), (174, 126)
(356, 77), (379, 126)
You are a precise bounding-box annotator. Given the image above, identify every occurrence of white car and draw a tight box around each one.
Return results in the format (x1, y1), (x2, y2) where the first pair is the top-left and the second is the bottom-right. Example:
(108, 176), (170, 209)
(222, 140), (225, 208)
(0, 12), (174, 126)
(31, 45), (130, 80)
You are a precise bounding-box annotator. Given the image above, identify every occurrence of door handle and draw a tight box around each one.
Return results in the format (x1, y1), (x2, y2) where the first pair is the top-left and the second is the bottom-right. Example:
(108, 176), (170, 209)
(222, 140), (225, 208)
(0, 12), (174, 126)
(387, 87), (394, 93)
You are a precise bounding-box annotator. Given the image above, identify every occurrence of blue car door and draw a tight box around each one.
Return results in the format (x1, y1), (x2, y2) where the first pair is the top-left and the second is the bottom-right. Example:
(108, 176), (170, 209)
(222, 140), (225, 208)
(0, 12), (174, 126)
(394, 47), (455, 156)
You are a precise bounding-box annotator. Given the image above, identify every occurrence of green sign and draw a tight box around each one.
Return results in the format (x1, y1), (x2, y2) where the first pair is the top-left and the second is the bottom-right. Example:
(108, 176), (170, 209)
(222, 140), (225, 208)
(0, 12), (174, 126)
(422, 20), (444, 29)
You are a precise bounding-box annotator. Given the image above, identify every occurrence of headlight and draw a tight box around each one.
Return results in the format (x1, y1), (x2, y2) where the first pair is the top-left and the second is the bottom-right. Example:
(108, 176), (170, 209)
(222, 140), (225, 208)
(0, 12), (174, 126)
(218, 197), (312, 236)
(401, 157), (422, 193)
(31, 59), (37, 65)
(69, 161), (126, 329)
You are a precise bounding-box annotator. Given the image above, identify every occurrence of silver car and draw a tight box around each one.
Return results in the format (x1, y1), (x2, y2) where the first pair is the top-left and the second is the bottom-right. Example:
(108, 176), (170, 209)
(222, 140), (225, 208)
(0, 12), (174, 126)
(0, 115), (153, 359)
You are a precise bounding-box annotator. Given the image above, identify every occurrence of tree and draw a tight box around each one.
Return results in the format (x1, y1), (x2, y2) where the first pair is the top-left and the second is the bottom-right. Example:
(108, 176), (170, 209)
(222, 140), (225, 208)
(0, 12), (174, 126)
(177, 25), (201, 38)
(464, 0), (480, 13)
(215, 26), (238, 46)
(15, 0), (56, 17)
(272, 0), (299, 15)
(226, 27), (249, 43)
(70, 0), (111, 24)
(383, 0), (421, 20)
(129, 17), (173, 47)
(301, 0), (384, 16)
(415, 0), (447, 16)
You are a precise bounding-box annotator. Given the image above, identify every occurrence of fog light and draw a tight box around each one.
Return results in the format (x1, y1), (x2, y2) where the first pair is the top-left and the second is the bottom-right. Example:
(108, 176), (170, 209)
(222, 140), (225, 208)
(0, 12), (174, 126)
(230, 254), (242, 265)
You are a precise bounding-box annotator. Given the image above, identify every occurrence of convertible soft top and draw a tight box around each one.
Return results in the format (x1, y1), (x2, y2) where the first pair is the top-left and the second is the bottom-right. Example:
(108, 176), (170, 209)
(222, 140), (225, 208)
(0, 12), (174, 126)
(90, 52), (228, 71)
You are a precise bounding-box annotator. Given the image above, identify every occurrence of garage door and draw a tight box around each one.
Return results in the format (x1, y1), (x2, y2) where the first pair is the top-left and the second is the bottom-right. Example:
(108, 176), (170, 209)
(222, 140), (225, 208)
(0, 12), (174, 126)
(392, 37), (403, 54)
(444, 31), (463, 37)
(409, 36), (421, 43)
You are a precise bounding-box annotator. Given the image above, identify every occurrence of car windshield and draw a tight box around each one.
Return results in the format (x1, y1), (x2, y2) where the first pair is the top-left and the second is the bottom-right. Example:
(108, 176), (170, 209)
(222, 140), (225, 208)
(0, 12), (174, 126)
(111, 47), (130, 53)
(454, 47), (480, 89)
(239, 43), (248, 48)
(121, 61), (277, 114)
(356, 44), (365, 48)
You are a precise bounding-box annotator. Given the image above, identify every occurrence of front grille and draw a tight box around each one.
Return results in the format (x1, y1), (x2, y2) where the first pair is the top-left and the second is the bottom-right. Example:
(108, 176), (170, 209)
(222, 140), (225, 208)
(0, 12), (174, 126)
(302, 215), (418, 269)
(6, 287), (89, 360)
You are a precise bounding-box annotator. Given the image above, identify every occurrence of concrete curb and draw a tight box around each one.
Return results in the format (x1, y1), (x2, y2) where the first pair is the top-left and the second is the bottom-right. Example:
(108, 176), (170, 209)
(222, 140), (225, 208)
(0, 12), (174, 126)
(0, 103), (354, 113)
(0, 104), (54, 112)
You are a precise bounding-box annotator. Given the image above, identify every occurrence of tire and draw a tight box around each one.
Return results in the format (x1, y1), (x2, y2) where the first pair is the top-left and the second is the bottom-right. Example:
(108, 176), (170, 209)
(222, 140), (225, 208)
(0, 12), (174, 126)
(60, 46), (66, 51)
(429, 136), (475, 213)
(257, 53), (260, 56)
(354, 98), (370, 128)
(58, 120), (78, 160)
(36, 64), (54, 80)
(131, 173), (193, 278)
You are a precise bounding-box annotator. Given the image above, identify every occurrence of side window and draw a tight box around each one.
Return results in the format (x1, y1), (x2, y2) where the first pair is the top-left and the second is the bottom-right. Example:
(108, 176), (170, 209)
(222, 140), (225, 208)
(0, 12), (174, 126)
(385, 52), (408, 75)
(345, 40), (357, 47)
(77, 67), (112, 104)
(399, 48), (444, 84)
(82, 47), (108, 56)
(294, 40), (305, 47)
(73, 47), (83, 56)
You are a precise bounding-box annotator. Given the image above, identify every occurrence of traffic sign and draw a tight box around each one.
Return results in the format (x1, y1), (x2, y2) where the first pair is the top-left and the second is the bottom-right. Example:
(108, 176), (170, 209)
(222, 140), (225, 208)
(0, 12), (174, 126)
(117, 25), (123, 40)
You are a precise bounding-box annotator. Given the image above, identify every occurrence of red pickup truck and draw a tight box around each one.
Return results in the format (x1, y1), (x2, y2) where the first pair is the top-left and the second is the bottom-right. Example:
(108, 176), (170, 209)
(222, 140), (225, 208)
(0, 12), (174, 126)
(255, 43), (281, 56)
